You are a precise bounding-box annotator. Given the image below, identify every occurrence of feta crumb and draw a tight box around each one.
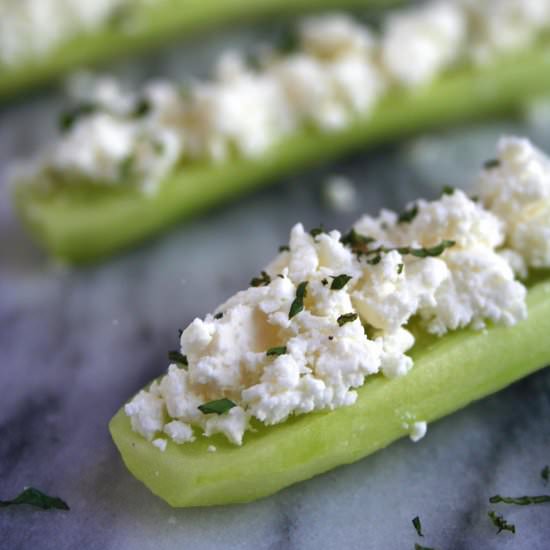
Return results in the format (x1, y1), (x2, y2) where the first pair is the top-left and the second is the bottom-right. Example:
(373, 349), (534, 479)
(163, 420), (195, 444)
(407, 421), (428, 442)
(381, 1), (466, 86)
(207, 445), (217, 453)
(322, 176), (358, 212)
(152, 438), (167, 452)
(476, 136), (550, 268)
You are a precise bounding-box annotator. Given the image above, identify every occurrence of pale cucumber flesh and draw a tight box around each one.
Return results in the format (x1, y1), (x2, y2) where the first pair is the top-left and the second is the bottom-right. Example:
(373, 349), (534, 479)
(109, 276), (550, 507)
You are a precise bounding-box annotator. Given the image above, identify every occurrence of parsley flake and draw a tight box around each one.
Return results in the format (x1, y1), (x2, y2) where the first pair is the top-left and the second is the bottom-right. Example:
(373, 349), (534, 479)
(414, 545), (435, 550)
(330, 274), (352, 290)
(168, 351), (188, 367)
(404, 240), (455, 258)
(489, 495), (550, 505)
(289, 281), (308, 319)
(250, 271), (271, 287)
(367, 255), (382, 265)
(340, 229), (375, 250)
(397, 204), (418, 224)
(266, 346), (287, 356)
(59, 102), (97, 132)
(442, 185), (455, 195)
(484, 158), (501, 170)
(0, 487), (69, 511)
(278, 245), (290, 252)
(214, 312), (223, 320)
(309, 225), (325, 238)
(412, 516), (423, 537)
(132, 97), (151, 117)
(488, 510), (515, 534)
(337, 312), (358, 327)
(397, 263), (404, 274)
(198, 398), (236, 415)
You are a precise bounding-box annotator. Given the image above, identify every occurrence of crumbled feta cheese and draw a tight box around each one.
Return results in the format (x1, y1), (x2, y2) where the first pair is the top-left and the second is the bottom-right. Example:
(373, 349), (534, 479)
(207, 445), (217, 453)
(203, 406), (249, 446)
(462, 0), (550, 64)
(418, 247), (527, 335)
(163, 420), (195, 444)
(0, 0), (134, 66)
(299, 13), (375, 59)
(125, 134), (550, 447)
(407, 421), (428, 442)
(476, 136), (550, 268)
(352, 251), (449, 332)
(124, 389), (164, 441)
(398, 189), (504, 249)
(381, 1), (466, 86)
(152, 438), (167, 452)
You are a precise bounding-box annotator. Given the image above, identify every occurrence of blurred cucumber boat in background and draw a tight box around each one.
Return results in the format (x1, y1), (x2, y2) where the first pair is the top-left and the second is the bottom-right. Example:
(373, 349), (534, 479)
(14, 41), (550, 263)
(0, 0), (397, 100)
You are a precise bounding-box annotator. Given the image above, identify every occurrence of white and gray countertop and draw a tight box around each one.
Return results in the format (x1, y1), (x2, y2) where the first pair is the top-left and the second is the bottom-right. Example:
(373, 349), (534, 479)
(1, 22), (550, 550)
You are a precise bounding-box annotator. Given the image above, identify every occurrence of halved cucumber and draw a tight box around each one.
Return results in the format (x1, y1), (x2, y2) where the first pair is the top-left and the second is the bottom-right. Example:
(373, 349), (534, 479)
(14, 41), (550, 263)
(109, 275), (550, 507)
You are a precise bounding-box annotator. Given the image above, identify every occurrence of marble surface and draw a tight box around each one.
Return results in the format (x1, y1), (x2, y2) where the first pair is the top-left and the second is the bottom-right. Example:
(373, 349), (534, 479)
(2, 22), (550, 550)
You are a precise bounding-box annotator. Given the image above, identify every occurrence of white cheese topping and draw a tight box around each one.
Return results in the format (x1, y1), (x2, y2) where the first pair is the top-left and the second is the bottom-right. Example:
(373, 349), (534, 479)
(0, 0), (144, 66)
(125, 136), (550, 447)
(14, 0), (550, 193)
(407, 421), (428, 442)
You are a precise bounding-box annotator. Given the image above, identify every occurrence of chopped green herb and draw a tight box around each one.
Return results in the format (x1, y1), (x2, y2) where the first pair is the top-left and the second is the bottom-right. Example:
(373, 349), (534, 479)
(488, 510), (516, 534)
(132, 97), (151, 117)
(489, 495), (550, 505)
(0, 487), (69, 511)
(397, 263), (404, 274)
(330, 274), (352, 290)
(198, 398), (236, 415)
(484, 158), (501, 170)
(397, 204), (418, 224)
(309, 225), (325, 238)
(414, 545), (435, 550)
(337, 312), (358, 327)
(340, 229), (375, 250)
(250, 271), (271, 287)
(275, 27), (299, 54)
(266, 346), (287, 356)
(403, 240), (456, 258)
(59, 102), (97, 132)
(412, 516), (423, 537)
(278, 245), (290, 252)
(442, 185), (455, 195)
(168, 351), (188, 367)
(542, 465), (549, 483)
(367, 255), (382, 265)
(321, 278), (328, 286)
(214, 312), (223, 320)
(289, 281), (308, 319)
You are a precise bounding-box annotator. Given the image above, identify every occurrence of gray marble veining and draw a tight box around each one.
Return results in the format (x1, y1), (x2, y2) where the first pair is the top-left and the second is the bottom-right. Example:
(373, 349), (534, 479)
(1, 23), (550, 550)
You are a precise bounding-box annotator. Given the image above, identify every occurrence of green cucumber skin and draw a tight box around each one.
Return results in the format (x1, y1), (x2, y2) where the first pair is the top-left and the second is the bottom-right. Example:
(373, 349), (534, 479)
(109, 277), (550, 507)
(0, 0), (398, 100)
(14, 41), (550, 264)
